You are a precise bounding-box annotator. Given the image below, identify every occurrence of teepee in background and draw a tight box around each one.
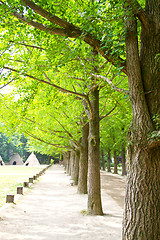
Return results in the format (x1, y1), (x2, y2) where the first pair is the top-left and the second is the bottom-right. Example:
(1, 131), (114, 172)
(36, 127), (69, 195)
(0, 155), (5, 166)
(24, 153), (40, 166)
(9, 153), (23, 165)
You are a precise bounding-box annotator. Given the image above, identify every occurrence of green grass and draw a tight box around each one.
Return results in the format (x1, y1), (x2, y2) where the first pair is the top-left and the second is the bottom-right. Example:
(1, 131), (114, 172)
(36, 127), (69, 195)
(0, 166), (45, 207)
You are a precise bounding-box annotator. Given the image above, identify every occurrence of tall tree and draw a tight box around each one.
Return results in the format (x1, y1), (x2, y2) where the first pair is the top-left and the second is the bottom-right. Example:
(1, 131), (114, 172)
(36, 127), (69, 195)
(122, 1), (160, 238)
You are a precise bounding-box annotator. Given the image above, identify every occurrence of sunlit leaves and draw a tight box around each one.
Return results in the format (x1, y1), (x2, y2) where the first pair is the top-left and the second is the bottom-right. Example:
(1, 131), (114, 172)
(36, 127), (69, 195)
(0, 0), (133, 155)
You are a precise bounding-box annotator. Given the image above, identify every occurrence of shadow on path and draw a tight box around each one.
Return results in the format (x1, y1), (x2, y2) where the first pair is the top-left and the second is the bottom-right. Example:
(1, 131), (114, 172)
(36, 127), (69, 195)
(101, 171), (126, 208)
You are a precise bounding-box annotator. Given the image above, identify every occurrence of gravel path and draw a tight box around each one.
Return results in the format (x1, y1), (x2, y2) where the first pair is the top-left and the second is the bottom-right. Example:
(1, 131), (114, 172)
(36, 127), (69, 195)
(0, 165), (125, 240)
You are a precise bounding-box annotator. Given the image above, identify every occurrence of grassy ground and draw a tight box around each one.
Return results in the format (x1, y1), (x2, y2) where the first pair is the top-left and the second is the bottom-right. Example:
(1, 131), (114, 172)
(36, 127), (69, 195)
(0, 166), (45, 207)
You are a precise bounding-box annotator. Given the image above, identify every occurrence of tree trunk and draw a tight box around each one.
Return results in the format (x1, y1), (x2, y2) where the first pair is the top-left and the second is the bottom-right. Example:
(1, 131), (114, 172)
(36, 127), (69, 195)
(72, 150), (79, 185)
(87, 88), (103, 215)
(113, 150), (118, 174)
(59, 153), (63, 164)
(70, 150), (76, 181)
(121, 145), (127, 176)
(123, 1), (160, 238)
(78, 122), (89, 194)
(101, 149), (105, 171)
(63, 154), (66, 169)
(123, 146), (160, 239)
(48, 156), (52, 165)
(64, 151), (70, 175)
(69, 150), (74, 177)
(107, 149), (111, 172)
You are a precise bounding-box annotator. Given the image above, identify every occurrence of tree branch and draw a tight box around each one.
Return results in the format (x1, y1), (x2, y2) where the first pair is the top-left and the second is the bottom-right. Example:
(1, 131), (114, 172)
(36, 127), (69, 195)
(2, 66), (86, 98)
(124, 0), (149, 30)
(44, 73), (94, 120)
(66, 75), (85, 82)
(24, 130), (70, 149)
(99, 96), (110, 116)
(1, 0), (127, 74)
(91, 73), (129, 94)
(43, 73), (86, 98)
(100, 105), (117, 121)
(9, 41), (45, 50)
(0, 77), (16, 90)
(69, 140), (81, 151)
(106, 110), (120, 118)
(87, 81), (103, 95)
(82, 98), (91, 120)
(2, 66), (95, 121)
(124, 8), (154, 131)
(21, 0), (77, 29)
(0, 95), (66, 136)
(24, 117), (65, 137)
(54, 117), (82, 149)
(12, 11), (69, 36)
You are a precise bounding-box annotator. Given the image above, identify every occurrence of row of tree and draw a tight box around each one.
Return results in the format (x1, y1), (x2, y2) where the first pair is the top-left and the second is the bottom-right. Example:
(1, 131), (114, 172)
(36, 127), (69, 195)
(0, 0), (160, 239)
(0, 47), (130, 214)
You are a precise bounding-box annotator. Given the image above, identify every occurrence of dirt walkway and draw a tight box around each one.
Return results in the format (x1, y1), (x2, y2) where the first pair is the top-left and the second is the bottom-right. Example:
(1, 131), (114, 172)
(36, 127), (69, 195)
(101, 171), (126, 209)
(0, 165), (124, 240)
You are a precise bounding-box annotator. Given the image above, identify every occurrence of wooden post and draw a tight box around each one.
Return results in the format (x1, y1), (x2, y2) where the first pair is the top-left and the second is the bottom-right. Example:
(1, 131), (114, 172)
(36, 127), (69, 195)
(6, 194), (14, 203)
(29, 177), (34, 183)
(17, 186), (24, 194)
(33, 175), (37, 180)
(23, 182), (29, 187)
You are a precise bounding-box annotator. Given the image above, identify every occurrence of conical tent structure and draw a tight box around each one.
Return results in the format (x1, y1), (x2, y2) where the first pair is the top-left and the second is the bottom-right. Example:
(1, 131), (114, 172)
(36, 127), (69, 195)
(0, 155), (5, 166)
(24, 153), (40, 166)
(9, 153), (24, 165)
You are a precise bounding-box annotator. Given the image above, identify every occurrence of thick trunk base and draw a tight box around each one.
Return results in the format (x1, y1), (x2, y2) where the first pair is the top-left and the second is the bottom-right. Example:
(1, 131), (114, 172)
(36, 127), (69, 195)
(123, 146), (160, 240)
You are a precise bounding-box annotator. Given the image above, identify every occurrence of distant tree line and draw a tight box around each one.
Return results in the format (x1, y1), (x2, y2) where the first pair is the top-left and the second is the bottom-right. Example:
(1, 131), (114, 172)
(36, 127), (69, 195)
(0, 133), (58, 164)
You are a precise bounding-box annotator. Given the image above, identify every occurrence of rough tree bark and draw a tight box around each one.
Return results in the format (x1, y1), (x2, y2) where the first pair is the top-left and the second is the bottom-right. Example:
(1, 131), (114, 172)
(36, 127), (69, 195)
(77, 122), (89, 194)
(63, 153), (66, 170)
(72, 150), (79, 185)
(87, 87), (103, 215)
(123, 1), (160, 239)
(63, 151), (70, 174)
(107, 149), (111, 172)
(121, 127), (127, 176)
(70, 150), (75, 177)
(121, 144), (127, 176)
(70, 150), (79, 185)
(113, 150), (118, 174)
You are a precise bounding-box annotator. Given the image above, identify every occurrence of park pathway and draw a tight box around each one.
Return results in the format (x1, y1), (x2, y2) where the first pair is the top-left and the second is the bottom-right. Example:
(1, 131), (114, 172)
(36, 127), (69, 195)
(0, 165), (124, 240)
(101, 171), (126, 209)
